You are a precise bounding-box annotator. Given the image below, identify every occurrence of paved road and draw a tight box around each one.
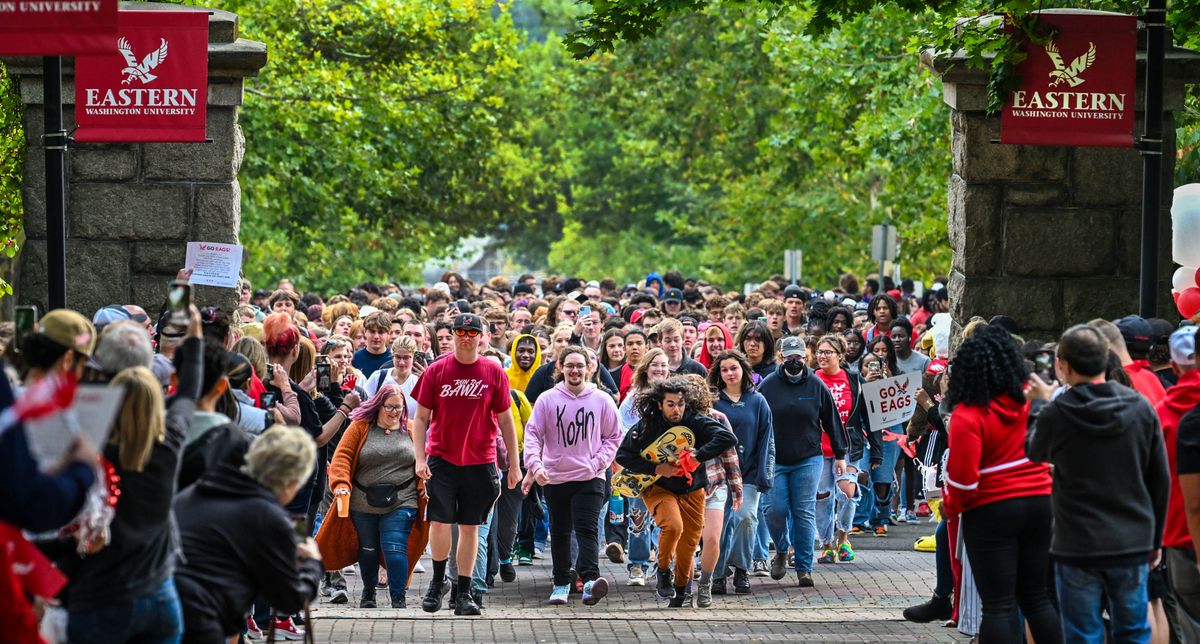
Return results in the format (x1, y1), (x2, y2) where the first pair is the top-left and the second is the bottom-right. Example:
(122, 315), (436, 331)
(309, 522), (968, 643)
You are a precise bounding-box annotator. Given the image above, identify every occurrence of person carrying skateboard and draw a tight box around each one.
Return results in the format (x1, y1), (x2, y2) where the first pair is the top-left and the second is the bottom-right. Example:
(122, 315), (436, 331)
(616, 376), (737, 607)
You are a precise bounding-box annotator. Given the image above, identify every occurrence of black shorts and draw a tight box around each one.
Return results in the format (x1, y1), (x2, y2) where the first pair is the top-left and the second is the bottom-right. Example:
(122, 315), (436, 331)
(425, 455), (500, 526)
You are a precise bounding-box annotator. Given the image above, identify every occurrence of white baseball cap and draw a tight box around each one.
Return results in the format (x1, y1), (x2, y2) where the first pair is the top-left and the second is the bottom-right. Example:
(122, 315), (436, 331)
(1170, 326), (1198, 365)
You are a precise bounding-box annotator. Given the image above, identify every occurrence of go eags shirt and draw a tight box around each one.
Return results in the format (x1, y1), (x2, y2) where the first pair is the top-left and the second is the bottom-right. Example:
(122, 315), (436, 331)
(413, 355), (512, 467)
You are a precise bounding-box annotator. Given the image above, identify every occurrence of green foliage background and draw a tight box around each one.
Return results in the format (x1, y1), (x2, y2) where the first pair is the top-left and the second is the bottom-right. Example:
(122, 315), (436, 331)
(1, 0), (1197, 294)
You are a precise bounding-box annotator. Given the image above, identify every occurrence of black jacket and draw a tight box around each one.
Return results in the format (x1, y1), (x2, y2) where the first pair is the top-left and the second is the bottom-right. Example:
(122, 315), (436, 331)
(524, 361), (618, 404)
(1026, 382), (1170, 563)
(59, 337), (203, 611)
(616, 411), (737, 495)
(757, 363), (846, 465)
(175, 464), (322, 642)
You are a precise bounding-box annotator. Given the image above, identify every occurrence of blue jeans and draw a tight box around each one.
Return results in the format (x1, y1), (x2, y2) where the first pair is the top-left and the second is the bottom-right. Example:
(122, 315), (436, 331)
(765, 455), (823, 573)
(1055, 562), (1151, 644)
(351, 507), (417, 600)
(754, 501), (771, 560)
(715, 484), (761, 578)
(69, 578), (183, 644)
(627, 494), (658, 570)
(815, 458), (861, 545)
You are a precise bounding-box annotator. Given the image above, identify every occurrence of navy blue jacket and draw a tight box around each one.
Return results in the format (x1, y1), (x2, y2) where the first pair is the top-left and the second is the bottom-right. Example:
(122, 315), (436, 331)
(757, 363), (847, 465)
(714, 389), (774, 491)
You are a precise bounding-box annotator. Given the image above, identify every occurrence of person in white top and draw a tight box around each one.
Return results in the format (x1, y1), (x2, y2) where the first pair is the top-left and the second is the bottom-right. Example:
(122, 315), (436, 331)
(365, 335), (421, 417)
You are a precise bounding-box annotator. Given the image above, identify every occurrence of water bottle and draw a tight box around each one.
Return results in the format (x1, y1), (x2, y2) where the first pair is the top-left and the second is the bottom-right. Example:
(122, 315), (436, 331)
(608, 494), (624, 524)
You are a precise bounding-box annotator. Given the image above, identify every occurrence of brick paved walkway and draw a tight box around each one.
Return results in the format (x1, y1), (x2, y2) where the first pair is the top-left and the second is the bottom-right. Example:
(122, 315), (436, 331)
(306, 522), (968, 642)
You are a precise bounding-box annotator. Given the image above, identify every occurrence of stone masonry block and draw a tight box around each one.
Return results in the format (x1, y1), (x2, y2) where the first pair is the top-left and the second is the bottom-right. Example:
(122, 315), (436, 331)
(191, 181), (241, 243)
(69, 183), (189, 240)
(1062, 279), (1140, 325)
(22, 154), (46, 239)
(130, 273), (176, 315)
(950, 271), (1062, 333)
(69, 145), (138, 182)
(1002, 208), (1117, 278)
(1005, 184), (1069, 207)
(143, 108), (239, 182)
(132, 241), (187, 274)
(1071, 146), (1142, 207)
(952, 112), (1068, 183)
(947, 175), (1002, 276)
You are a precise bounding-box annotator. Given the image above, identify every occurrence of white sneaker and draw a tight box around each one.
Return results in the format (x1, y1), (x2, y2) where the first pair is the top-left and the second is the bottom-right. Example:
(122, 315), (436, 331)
(342, 565), (356, 575)
(547, 584), (570, 605)
(413, 561), (426, 573)
(627, 565), (646, 586)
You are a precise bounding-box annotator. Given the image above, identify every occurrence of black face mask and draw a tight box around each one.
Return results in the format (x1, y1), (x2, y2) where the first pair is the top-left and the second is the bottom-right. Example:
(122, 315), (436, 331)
(783, 358), (805, 375)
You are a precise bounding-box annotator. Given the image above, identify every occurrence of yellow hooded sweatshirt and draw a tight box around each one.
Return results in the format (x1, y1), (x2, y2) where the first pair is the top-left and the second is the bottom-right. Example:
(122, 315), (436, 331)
(505, 333), (542, 393)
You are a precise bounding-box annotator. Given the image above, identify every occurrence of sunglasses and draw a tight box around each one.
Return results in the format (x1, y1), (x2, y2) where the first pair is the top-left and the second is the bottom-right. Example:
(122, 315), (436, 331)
(453, 328), (481, 338)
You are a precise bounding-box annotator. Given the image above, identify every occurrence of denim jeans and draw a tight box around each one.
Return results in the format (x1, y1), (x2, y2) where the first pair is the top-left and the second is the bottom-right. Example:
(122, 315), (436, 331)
(715, 484), (761, 578)
(815, 458), (861, 545)
(1055, 562), (1150, 644)
(626, 494), (658, 570)
(765, 455), (823, 574)
(68, 578), (183, 644)
(753, 501), (771, 560)
(351, 506), (418, 600)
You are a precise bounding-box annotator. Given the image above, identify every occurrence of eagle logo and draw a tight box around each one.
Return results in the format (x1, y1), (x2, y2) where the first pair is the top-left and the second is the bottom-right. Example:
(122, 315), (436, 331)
(117, 37), (169, 85)
(1044, 39), (1096, 88)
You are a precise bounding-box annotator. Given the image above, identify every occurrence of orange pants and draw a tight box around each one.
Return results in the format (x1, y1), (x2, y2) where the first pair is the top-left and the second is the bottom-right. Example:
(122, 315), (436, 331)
(641, 486), (706, 585)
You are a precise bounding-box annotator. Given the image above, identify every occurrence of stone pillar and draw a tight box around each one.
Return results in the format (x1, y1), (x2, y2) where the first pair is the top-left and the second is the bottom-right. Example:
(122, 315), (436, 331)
(923, 33), (1200, 337)
(4, 2), (266, 317)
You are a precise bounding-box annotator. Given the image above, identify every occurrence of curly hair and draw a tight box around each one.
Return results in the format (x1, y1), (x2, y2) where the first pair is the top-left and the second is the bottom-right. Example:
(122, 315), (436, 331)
(630, 376), (692, 441)
(945, 324), (1028, 408)
(678, 374), (715, 416)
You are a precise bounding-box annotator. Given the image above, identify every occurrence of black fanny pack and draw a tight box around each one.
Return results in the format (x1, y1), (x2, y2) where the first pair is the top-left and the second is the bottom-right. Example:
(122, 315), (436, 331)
(354, 476), (414, 508)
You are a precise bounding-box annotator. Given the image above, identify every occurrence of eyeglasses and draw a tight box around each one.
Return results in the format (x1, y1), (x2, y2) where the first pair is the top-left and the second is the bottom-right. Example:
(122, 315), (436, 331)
(453, 328), (481, 337)
(561, 364), (587, 371)
(381, 405), (404, 413)
(815, 350), (839, 357)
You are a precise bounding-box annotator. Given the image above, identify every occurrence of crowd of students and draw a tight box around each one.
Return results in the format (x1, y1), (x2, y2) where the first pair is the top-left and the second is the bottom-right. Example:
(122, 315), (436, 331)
(4, 267), (1200, 643)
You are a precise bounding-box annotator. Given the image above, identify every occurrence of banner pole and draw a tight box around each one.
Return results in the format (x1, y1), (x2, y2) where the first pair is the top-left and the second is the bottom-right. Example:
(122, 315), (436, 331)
(42, 56), (67, 310)
(1138, 0), (1166, 318)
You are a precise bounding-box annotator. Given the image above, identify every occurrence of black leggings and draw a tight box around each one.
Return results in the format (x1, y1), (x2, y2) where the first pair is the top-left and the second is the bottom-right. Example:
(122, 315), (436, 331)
(544, 478), (605, 587)
(962, 496), (1061, 644)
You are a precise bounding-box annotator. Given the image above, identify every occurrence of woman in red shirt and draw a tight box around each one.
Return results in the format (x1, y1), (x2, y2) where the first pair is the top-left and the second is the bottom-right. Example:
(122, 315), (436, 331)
(943, 325), (1059, 643)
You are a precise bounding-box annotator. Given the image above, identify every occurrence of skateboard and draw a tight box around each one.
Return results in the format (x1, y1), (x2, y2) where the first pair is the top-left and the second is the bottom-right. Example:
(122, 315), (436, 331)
(612, 425), (695, 497)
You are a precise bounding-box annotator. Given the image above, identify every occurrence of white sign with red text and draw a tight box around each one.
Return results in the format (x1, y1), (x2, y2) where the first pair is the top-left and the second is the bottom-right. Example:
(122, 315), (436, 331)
(185, 241), (243, 288)
(862, 372), (921, 430)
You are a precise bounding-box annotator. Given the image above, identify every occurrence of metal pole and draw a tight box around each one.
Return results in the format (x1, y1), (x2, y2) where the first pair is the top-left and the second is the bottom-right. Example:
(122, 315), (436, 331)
(42, 56), (68, 310)
(1138, 0), (1166, 318)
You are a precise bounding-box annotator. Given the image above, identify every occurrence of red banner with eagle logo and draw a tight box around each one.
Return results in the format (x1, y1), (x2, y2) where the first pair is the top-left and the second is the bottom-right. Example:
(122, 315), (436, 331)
(73, 10), (208, 142)
(1001, 11), (1136, 148)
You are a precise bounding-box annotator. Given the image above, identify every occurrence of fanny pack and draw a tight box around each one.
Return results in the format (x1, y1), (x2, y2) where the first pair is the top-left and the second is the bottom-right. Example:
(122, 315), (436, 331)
(353, 475), (414, 508)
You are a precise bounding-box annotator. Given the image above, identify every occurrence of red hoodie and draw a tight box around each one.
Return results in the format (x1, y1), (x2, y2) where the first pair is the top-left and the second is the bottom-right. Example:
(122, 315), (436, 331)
(698, 323), (734, 371)
(1156, 370), (1200, 549)
(1127, 360), (1167, 407)
(944, 394), (1052, 516)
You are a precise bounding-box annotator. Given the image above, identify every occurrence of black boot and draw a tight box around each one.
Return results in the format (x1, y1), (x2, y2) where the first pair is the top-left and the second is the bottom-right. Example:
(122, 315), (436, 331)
(655, 568), (675, 600)
(359, 587), (376, 609)
(903, 594), (952, 623)
(421, 577), (450, 613)
(448, 581), (458, 610)
(391, 592), (406, 609)
(471, 589), (485, 610)
(500, 561), (517, 583)
(667, 583), (692, 608)
(733, 567), (752, 595)
(711, 577), (727, 595)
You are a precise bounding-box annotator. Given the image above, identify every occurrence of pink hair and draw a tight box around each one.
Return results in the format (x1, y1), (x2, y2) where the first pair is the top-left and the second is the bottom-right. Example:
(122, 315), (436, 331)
(350, 383), (408, 427)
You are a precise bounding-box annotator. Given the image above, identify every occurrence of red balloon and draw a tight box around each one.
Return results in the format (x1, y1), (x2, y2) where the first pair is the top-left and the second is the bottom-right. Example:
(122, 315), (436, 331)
(1180, 287), (1200, 319)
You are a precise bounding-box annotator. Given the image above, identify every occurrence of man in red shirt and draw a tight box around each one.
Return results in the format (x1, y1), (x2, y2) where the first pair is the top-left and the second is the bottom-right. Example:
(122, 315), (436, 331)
(413, 313), (521, 616)
(1091, 317), (1167, 406)
(1161, 326), (1200, 637)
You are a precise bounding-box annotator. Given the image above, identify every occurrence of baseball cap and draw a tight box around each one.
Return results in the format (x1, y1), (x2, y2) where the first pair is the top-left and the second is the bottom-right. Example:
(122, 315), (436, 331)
(779, 336), (806, 358)
(630, 309), (646, 325)
(452, 313), (485, 332)
(1169, 326), (1197, 365)
(92, 305), (132, 331)
(663, 288), (683, 303)
(1114, 315), (1153, 348)
(38, 309), (97, 356)
(783, 285), (804, 301)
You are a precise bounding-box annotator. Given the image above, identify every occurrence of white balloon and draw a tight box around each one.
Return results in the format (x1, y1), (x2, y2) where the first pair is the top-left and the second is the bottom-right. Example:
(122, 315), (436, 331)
(1176, 183), (1200, 198)
(1172, 193), (1200, 267)
(1173, 266), (1199, 292)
